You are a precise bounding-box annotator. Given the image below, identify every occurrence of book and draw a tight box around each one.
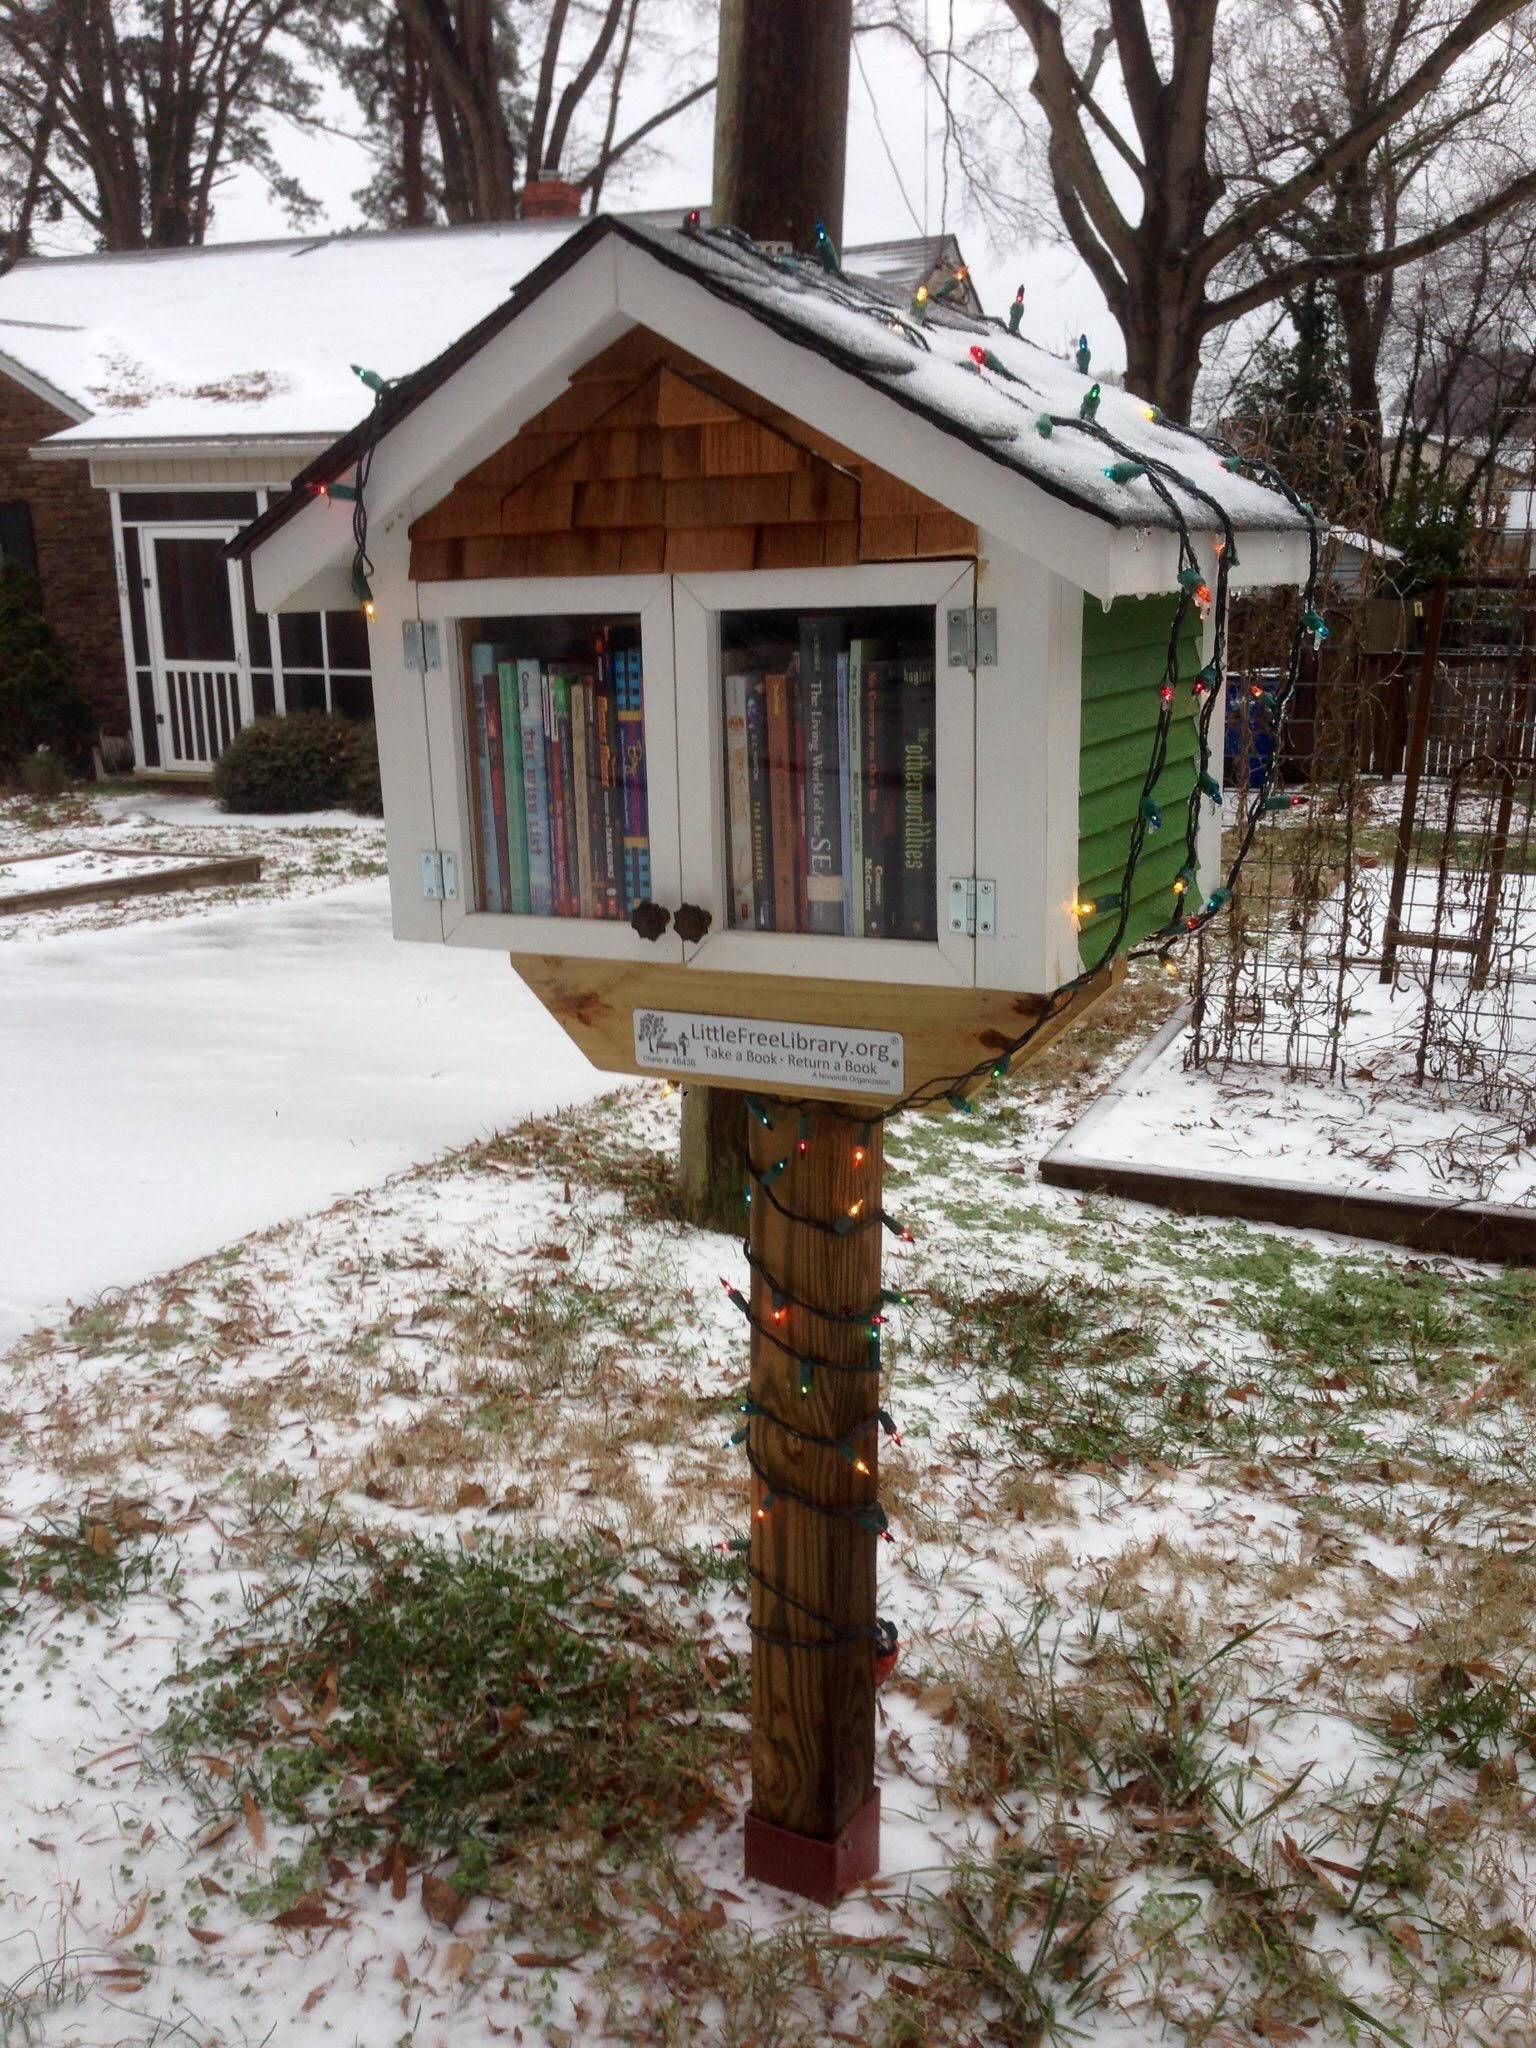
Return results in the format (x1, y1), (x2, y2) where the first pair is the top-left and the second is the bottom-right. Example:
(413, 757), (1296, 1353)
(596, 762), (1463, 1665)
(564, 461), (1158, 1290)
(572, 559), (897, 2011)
(862, 656), (904, 938)
(724, 669), (755, 928)
(496, 660), (531, 915)
(480, 651), (514, 914)
(845, 643), (865, 938)
(469, 643), (504, 912)
(617, 645), (651, 909)
(556, 675), (580, 916)
(744, 673), (774, 929)
(516, 658), (554, 917)
(543, 671), (573, 917)
(766, 668), (798, 932)
(571, 677), (596, 918)
(798, 615), (846, 933)
(593, 659), (622, 919)
(897, 659), (937, 940)
(836, 653), (854, 938)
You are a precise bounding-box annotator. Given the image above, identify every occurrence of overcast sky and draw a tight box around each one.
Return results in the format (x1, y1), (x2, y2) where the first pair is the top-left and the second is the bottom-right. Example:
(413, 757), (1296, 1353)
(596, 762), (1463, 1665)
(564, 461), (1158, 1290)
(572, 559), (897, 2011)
(194, 10), (1119, 378)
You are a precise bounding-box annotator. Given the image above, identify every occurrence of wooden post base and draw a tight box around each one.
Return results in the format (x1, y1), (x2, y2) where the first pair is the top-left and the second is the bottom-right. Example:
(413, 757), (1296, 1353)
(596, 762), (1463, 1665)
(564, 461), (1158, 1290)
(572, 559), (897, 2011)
(744, 1790), (880, 1906)
(744, 1099), (884, 1901)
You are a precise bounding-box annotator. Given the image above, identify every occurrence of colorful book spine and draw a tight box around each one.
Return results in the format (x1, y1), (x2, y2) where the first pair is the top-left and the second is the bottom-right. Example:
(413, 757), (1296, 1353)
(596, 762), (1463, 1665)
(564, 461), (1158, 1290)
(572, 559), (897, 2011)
(481, 659), (514, 914)
(863, 657), (904, 939)
(516, 659), (554, 917)
(543, 672), (572, 918)
(799, 615), (846, 934)
(496, 660), (531, 915)
(571, 678), (596, 919)
(744, 673), (774, 929)
(766, 669), (797, 933)
(836, 653), (854, 938)
(617, 645), (651, 909)
(594, 665), (622, 920)
(898, 660), (937, 940)
(846, 643), (864, 938)
(724, 669), (754, 928)
(469, 643), (504, 912)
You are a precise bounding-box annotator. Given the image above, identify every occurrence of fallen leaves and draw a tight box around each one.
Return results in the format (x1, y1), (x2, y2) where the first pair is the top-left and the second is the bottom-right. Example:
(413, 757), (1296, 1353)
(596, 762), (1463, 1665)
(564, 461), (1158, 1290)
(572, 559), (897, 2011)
(421, 1872), (467, 1930)
(240, 1788), (267, 1852)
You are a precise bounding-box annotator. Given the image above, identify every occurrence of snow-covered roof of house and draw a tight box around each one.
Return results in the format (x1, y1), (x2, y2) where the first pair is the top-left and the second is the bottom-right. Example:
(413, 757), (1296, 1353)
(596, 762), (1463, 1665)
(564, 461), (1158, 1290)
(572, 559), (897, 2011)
(0, 213), (969, 456)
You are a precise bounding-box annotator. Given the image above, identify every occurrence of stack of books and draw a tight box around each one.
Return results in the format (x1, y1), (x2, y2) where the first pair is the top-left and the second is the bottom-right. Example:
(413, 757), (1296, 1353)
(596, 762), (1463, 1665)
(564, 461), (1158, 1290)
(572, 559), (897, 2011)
(469, 627), (650, 918)
(724, 617), (936, 940)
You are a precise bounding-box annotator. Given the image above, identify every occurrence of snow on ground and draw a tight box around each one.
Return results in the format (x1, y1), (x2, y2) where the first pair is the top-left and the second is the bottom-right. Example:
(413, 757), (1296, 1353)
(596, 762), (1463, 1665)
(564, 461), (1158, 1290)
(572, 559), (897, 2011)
(0, 846), (211, 902)
(0, 876), (606, 1346)
(0, 789), (389, 942)
(1, 978), (1532, 2046)
(1119, 854), (1536, 1207)
(1077, 1005), (1536, 1209)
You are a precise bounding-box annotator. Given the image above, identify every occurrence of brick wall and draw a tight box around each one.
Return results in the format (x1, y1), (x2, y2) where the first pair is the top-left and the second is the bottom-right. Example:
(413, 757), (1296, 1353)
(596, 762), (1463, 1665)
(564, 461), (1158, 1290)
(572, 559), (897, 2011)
(0, 373), (127, 736)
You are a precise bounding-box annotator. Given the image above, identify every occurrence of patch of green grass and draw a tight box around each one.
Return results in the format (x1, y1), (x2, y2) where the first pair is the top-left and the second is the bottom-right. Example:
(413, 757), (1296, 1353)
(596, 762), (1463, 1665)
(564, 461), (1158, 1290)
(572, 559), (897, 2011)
(161, 1531), (747, 1892)
(12, 1506), (172, 1613)
(1382, 1662), (1536, 1771)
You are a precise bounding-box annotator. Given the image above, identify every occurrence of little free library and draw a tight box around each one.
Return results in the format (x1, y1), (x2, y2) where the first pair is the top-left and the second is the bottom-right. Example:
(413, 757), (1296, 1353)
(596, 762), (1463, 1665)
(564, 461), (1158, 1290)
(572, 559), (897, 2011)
(236, 212), (1315, 1903)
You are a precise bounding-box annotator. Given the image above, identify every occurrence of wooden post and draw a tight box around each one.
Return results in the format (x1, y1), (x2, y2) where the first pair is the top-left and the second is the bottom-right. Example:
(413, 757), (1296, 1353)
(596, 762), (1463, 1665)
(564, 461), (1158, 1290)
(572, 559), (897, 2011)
(679, 1084), (750, 1232)
(742, 1097), (884, 1903)
(712, 0), (853, 251)
(1380, 579), (1447, 983)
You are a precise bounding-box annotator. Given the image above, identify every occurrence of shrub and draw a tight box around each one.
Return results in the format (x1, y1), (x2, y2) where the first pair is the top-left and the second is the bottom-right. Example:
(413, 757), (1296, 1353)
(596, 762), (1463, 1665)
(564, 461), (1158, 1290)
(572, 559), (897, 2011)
(213, 710), (353, 813)
(342, 718), (383, 816)
(19, 747), (68, 798)
(0, 562), (94, 778)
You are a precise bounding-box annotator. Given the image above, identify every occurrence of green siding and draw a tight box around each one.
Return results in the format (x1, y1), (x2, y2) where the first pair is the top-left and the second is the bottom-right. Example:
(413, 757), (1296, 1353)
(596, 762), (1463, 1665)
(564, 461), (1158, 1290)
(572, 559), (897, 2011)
(1078, 593), (1203, 951)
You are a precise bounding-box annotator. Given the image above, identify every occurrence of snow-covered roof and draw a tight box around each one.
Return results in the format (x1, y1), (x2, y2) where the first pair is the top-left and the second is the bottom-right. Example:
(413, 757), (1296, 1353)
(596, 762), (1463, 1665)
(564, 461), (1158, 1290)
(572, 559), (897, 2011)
(2, 217), (634, 447)
(241, 214), (1310, 560)
(0, 213), (974, 456)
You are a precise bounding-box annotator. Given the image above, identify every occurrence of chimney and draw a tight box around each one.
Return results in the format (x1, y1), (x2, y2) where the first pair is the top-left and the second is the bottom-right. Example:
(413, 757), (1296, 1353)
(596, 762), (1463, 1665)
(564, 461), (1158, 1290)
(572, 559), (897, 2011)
(521, 177), (583, 221)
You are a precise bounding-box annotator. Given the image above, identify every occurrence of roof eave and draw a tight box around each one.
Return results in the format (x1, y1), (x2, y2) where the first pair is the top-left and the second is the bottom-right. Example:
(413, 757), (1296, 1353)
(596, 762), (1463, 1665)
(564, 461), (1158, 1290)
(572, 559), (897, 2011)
(32, 431), (339, 464)
(0, 348), (90, 424)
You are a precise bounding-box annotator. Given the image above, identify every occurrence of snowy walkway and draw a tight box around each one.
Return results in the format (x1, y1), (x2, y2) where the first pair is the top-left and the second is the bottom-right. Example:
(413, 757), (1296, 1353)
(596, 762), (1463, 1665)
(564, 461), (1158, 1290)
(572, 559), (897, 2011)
(0, 878), (606, 1343)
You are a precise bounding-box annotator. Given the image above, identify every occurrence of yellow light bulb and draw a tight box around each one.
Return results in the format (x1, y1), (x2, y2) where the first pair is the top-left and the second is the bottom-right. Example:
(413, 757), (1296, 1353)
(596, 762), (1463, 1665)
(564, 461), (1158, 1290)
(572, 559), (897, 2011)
(1074, 898), (1096, 918)
(853, 1458), (870, 1477)
(847, 1198), (864, 1219)
(1172, 877), (1187, 896)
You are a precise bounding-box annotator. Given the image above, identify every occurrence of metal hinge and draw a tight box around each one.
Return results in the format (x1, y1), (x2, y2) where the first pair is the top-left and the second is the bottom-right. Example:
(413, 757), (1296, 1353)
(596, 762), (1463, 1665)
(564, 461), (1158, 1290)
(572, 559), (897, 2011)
(402, 619), (442, 672)
(947, 877), (996, 937)
(945, 605), (998, 670)
(420, 849), (459, 901)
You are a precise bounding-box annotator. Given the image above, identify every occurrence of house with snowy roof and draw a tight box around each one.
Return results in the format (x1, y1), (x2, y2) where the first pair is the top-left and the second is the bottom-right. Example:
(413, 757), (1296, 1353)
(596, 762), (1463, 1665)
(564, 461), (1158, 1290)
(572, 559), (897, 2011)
(0, 208), (973, 773)
(232, 210), (1313, 1056)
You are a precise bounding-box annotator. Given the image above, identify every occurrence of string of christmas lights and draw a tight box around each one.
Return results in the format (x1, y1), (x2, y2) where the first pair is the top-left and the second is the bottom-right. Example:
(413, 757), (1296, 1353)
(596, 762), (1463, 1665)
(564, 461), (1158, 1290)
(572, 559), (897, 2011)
(744, 1156), (914, 1241)
(675, 220), (1327, 1679)
(738, 1242), (909, 1324)
(744, 1442), (890, 1536)
(732, 1555), (898, 1657)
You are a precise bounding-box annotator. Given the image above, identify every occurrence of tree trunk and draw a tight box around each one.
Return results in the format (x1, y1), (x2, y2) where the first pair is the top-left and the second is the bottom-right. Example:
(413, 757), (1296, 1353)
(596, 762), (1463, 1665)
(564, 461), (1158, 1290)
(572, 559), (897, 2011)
(678, 1086), (747, 1232)
(742, 1100), (882, 1902)
(712, 0), (852, 249)
(1122, 288), (1204, 422)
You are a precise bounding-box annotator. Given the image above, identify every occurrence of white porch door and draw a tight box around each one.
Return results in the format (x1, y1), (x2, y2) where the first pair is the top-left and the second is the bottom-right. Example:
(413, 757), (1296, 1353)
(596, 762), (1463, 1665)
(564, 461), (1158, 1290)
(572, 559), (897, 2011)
(141, 525), (250, 769)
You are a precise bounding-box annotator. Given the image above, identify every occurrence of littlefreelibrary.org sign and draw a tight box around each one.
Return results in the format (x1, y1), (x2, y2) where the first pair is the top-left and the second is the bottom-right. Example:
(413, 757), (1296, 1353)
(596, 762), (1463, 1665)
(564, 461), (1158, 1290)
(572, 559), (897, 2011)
(633, 1009), (904, 1097)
